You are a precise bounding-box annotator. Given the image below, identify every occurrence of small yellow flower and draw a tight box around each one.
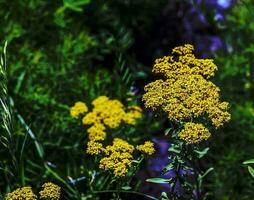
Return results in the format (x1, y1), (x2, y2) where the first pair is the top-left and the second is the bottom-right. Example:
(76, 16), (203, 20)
(91, 96), (109, 106)
(82, 96), (143, 142)
(136, 141), (155, 155)
(5, 186), (37, 200)
(178, 122), (211, 144)
(87, 123), (106, 141)
(39, 182), (61, 200)
(99, 138), (134, 177)
(70, 101), (88, 118)
(86, 140), (105, 155)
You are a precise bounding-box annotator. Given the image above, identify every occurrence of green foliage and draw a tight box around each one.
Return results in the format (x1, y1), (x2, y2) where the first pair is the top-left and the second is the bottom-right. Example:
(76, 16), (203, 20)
(0, 0), (169, 199)
(206, 1), (254, 199)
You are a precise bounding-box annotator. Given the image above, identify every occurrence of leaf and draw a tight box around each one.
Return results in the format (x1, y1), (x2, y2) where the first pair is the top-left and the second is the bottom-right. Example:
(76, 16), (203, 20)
(161, 192), (169, 200)
(121, 186), (132, 190)
(248, 166), (254, 178)
(194, 147), (209, 158)
(164, 128), (172, 136)
(146, 178), (170, 184)
(243, 159), (254, 165)
(200, 167), (214, 180)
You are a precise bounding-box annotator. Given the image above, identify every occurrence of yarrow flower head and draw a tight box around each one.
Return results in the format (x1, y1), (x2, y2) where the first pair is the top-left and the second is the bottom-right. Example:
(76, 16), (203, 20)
(70, 101), (88, 118)
(82, 96), (142, 128)
(39, 182), (61, 200)
(99, 138), (135, 177)
(178, 122), (211, 144)
(143, 44), (230, 143)
(136, 141), (155, 155)
(79, 96), (142, 142)
(5, 186), (37, 200)
(86, 140), (105, 155)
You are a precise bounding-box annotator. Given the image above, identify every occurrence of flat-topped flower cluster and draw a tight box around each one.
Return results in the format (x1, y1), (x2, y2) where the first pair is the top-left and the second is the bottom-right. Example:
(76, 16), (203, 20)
(5, 182), (60, 200)
(143, 44), (231, 144)
(70, 96), (155, 177)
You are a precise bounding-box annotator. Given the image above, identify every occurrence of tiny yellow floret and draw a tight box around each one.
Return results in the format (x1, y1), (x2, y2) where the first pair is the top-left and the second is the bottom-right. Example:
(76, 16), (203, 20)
(70, 101), (88, 118)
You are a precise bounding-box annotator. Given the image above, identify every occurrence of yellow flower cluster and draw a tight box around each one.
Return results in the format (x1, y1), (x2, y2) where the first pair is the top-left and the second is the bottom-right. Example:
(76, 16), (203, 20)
(75, 96), (142, 143)
(5, 187), (37, 200)
(136, 141), (155, 155)
(70, 101), (88, 118)
(39, 182), (61, 200)
(70, 96), (154, 177)
(143, 44), (231, 143)
(5, 183), (61, 200)
(82, 96), (142, 129)
(178, 123), (211, 144)
(86, 140), (105, 155)
(99, 138), (135, 177)
(153, 44), (217, 79)
(87, 138), (155, 177)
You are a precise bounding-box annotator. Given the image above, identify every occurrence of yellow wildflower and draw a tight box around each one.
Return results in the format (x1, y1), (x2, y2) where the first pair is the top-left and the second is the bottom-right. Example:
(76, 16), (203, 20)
(70, 101), (88, 118)
(208, 102), (231, 128)
(91, 96), (109, 106)
(87, 123), (106, 141)
(178, 123), (211, 144)
(39, 182), (61, 200)
(82, 97), (126, 129)
(99, 138), (134, 177)
(86, 140), (105, 155)
(136, 141), (155, 155)
(143, 44), (230, 131)
(82, 96), (142, 141)
(82, 112), (100, 125)
(153, 44), (217, 79)
(5, 186), (37, 200)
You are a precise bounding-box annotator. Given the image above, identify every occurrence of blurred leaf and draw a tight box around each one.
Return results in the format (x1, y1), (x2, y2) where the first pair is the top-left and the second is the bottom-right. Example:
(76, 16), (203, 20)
(248, 166), (254, 178)
(243, 159), (254, 165)
(146, 178), (171, 184)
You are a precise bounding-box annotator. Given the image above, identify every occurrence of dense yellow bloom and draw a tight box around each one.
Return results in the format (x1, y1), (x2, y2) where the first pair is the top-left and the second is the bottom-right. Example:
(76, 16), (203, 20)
(153, 44), (217, 79)
(39, 182), (61, 200)
(143, 44), (230, 142)
(91, 96), (109, 106)
(81, 96), (142, 142)
(70, 101), (88, 118)
(86, 140), (105, 155)
(99, 138), (134, 177)
(5, 186), (37, 200)
(208, 102), (231, 128)
(87, 123), (106, 141)
(83, 96), (142, 128)
(178, 122), (211, 144)
(136, 141), (155, 155)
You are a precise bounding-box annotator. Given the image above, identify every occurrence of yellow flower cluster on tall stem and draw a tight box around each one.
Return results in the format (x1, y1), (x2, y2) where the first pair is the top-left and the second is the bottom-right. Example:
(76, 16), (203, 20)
(143, 44), (230, 144)
(70, 96), (155, 177)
